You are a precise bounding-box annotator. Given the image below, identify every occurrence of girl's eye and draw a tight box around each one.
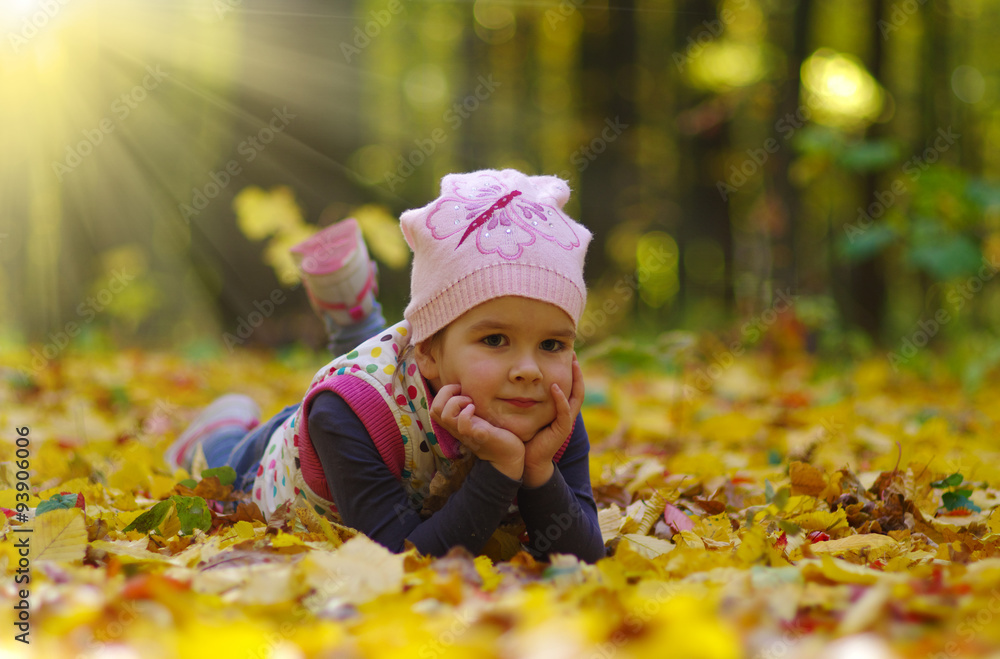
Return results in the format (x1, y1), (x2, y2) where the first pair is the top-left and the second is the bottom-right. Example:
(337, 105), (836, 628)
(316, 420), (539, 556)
(483, 334), (505, 347)
(540, 339), (565, 352)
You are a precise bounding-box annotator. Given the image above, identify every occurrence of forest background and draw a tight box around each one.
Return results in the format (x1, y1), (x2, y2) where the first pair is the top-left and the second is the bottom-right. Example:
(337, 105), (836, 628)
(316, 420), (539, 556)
(1, 0), (999, 380)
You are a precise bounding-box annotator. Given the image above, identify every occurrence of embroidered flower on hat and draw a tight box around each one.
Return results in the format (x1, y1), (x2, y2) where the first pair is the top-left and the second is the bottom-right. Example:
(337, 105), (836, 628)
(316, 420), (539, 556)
(425, 172), (582, 259)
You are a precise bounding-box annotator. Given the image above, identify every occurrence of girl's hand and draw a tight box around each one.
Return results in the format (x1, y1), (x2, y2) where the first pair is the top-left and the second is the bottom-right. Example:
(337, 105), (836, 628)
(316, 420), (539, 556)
(430, 384), (525, 481)
(522, 354), (584, 488)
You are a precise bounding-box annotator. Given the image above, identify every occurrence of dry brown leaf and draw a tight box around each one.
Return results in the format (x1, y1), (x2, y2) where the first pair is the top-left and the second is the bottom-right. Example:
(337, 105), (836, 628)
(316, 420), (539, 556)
(789, 461), (826, 497)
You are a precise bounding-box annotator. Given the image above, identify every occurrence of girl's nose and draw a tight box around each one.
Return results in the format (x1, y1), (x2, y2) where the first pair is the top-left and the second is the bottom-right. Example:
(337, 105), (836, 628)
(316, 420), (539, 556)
(510, 353), (542, 382)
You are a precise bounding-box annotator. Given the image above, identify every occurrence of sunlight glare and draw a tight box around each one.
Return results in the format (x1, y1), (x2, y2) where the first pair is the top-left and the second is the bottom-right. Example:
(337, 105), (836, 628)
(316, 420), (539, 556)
(801, 49), (884, 129)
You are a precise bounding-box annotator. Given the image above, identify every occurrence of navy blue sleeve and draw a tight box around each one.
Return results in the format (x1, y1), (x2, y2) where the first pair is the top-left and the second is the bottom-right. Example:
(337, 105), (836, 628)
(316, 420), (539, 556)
(516, 413), (607, 563)
(307, 391), (521, 557)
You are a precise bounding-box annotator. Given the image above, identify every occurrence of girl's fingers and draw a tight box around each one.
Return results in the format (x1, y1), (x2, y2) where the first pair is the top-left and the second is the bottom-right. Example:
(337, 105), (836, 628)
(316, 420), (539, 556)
(548, 383), (571, 437)
(442, 395), (471, 421)
(430, 384), (463, 416)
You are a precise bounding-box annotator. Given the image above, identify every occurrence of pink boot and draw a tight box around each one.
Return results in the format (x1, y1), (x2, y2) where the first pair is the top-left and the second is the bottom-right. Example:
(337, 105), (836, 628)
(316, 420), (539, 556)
(290, 218), (377, 327)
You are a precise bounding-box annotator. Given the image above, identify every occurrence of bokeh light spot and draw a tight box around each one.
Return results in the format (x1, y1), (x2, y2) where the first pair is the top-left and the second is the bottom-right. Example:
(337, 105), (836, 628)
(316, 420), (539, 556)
(404, 64), (448, 108)
(951, 65), (985, 104)
(801, 48), (884, 129)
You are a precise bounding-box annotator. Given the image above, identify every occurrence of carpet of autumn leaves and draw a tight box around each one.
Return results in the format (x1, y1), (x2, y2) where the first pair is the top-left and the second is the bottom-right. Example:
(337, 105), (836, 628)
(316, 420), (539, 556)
(3, 338), (1000, 659)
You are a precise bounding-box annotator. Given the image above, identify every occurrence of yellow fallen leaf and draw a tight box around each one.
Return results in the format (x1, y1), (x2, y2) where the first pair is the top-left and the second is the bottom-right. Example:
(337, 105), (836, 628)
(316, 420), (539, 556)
(809, 533), (898, 558)
(635, 491), (666, 535)
(598, 504), (623, 545)
(625, 457), (667, 494)
(802, 555), (901, 586)
(0, 488), (40, 509)
(620, 533), (675, 559)
(30, 508), (86, 564)
(691, 513), (736, 544)
(837, 583), (891, 635)
(674, 530), (704, 548)
(271, 531), (306, 547)
(295, 504), (346, 547)
(474, 555), (502, 591)
(234, 520), (256, 541)
(734, 526), (768, 564)
(297, 535), (404, 605)
(90, 538), (172, 564)
(353, 204), (410, 269)
(789, 507), (849, 533)
(964, 557), (1000, 589)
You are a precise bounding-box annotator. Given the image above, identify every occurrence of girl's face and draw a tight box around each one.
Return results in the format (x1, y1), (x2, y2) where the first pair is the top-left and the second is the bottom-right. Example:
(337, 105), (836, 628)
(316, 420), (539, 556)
(415, 297), (576, 442)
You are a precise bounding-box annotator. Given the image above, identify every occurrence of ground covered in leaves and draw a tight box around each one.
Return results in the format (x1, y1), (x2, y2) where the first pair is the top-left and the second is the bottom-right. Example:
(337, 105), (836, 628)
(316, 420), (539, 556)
(3, 341), (1000, 659)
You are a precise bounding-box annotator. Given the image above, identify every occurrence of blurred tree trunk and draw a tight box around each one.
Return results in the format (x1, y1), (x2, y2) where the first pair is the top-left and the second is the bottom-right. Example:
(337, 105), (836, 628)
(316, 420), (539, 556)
(923, 0), (953, 143)
(769, 0), (812, 302)
(845, 0), (890, 340)
(674, 0), (733, 317)
(578, 0), (638, 282)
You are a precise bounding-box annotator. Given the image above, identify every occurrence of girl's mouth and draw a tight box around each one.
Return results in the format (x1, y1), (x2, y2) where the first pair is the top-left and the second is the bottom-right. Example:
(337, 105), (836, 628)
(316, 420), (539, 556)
(502, 398), (538, 408)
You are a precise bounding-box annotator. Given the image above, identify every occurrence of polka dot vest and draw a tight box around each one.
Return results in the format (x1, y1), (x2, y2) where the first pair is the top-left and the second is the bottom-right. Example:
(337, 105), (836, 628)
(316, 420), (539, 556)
(252, 320), (468, 521)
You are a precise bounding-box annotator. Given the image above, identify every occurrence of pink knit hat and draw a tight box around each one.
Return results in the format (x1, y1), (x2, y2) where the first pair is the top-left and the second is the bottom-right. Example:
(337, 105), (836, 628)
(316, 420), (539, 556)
(401, 169), (592, 344)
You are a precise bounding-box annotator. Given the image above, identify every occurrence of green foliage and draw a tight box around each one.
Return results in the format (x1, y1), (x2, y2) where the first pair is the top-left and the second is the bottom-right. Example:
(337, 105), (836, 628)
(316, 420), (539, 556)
(837, 165), (997, 284)
(201, 466), (237, 487)
(35, 493), (82, 516)
(172, 495), (213, 535)
(122, 499), (173, 534)
(837, 139), (901, 173)
(957, 340), (1000, 392)
(907, 217), (982, 280)
(930, 473), (982, 513)
(122, 495), (214, 536)
(792, 126), (900, 173)
(580, 332), (696, 374)
(930, 473), (963, 488)
(838, 224), (897, 261)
